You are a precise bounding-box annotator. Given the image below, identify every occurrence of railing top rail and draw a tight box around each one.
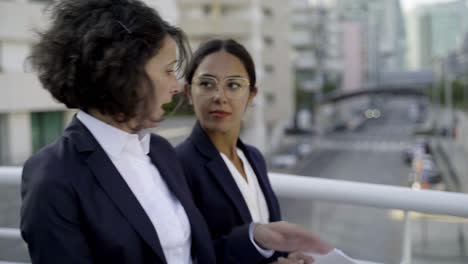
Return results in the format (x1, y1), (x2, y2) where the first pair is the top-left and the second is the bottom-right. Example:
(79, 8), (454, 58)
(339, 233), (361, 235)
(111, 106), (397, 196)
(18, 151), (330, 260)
(0, 167), (22, 185)
(2, 166), (468, 217)
(0, 227), (21, 240)
(270, 172), (468, 218)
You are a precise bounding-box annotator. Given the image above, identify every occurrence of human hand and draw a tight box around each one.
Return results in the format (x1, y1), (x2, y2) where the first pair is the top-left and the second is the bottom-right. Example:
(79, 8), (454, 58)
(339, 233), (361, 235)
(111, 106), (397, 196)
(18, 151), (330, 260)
(254, 221), (332, 254)
(286, 251), (314, 264)
(270, 254), (313, 264)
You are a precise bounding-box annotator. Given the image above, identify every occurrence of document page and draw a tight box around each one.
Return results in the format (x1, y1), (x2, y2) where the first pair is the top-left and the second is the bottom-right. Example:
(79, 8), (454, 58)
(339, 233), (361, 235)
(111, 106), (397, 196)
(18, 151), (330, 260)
(306, 249), (356, 264)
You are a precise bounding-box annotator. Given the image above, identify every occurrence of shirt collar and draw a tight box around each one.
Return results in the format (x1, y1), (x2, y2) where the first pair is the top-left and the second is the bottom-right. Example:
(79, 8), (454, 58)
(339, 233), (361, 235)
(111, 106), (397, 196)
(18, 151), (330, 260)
(77, 111), (150, 158)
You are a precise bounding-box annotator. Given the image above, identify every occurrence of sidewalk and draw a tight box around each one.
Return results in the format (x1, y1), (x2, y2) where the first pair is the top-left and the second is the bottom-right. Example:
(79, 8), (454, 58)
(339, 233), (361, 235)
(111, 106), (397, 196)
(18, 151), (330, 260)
(427, 107), (468, 193)
(410, 137), (468, 264)
(411, 215), (468, 264)
(437, 138), (468, 193)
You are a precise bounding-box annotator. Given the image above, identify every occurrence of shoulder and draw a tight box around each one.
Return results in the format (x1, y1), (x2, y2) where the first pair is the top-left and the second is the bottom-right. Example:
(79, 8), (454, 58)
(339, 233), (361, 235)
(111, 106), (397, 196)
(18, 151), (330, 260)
(23, 135), (80, 186)
(150, 133), (174, 151)
(175, 138), (198, 162)
(21, 136), (82, 214)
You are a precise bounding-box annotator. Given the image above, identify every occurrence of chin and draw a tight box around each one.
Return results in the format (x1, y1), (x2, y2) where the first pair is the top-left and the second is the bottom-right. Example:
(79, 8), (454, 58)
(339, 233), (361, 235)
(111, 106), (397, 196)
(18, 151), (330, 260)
(205, 121), (231, 133)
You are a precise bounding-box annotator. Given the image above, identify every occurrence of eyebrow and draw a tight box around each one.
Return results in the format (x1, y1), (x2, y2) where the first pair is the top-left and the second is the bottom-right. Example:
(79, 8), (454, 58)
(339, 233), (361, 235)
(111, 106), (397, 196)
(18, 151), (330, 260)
(167, 60), (178, 67)
(197, 73), (247, 79)
(197, 73), (217, 78)
(226, 75), (246, 79)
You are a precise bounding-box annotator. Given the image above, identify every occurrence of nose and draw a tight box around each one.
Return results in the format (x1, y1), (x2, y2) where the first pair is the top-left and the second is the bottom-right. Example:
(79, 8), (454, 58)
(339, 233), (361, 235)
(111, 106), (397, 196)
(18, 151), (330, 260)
(212, 86), (228, 103)
(170, 81), (182, 95)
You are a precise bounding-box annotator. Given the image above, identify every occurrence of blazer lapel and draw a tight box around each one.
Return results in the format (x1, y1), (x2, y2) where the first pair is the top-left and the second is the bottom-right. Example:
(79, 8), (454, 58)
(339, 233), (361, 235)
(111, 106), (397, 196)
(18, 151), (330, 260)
(66, 118), (167, 263)
(189, 123), (252, 223)
(238, 140), (281, 221)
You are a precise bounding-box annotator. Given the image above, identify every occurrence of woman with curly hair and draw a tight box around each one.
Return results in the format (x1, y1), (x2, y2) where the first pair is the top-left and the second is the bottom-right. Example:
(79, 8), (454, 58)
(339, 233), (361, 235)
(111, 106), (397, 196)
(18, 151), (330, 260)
(20, 0), (216, 263)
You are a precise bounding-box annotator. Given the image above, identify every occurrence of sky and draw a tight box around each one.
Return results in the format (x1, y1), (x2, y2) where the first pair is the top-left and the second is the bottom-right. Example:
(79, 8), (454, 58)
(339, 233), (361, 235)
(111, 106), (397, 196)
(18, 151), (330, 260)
(400, 0), (461, 11)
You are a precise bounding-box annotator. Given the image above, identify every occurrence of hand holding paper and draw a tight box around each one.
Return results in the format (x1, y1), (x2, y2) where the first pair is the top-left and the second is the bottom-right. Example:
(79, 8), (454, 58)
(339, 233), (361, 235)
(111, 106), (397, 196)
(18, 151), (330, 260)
(253, 221), (333, 254)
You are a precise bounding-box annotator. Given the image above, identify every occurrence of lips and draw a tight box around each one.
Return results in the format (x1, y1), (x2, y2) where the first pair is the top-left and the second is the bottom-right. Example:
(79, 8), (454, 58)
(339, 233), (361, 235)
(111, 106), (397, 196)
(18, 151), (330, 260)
(209, 110), (231, 118)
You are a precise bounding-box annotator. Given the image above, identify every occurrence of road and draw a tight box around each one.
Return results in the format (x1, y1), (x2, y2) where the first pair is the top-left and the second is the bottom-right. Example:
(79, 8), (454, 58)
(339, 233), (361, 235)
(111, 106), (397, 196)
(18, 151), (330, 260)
(275, 101), (416, 263)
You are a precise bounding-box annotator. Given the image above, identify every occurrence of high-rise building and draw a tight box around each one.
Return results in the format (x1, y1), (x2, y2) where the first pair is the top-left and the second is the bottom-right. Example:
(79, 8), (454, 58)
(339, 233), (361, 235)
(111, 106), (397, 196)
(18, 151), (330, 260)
(406, 0), (467, 70)
(306, 0), (405, 89)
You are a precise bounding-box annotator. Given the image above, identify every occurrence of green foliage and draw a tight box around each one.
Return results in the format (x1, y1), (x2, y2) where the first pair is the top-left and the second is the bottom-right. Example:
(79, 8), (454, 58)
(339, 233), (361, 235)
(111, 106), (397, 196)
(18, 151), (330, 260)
(322, 79), (339, 94)
(428, 78), (468, 110)
(162, 94), (194, 116)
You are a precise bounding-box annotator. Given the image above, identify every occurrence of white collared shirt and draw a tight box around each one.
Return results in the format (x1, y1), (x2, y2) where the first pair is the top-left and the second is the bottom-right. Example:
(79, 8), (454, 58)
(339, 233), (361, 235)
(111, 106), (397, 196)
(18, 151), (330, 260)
(77, 111), (192, 264)
(220, 148), (273, 257)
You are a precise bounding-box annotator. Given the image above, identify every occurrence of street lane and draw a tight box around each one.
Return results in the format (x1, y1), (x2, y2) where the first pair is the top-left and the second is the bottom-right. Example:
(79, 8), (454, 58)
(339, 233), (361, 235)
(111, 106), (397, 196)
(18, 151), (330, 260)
(276, 100), (415, 263)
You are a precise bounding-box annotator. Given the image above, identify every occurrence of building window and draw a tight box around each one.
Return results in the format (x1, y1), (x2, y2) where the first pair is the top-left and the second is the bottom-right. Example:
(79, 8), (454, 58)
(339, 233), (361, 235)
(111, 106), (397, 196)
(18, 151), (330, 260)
(263, 36), (274, 46)
(265, 64), (275, 74)
(0, 41), (3, 73)
(262, 7), (273, 18)
(265, 92), (276, 104)
(31, 111), (64, 153)
(0, 114), (8, 165)
(202, 4), (212, 16)
(221, 6), (229, 15)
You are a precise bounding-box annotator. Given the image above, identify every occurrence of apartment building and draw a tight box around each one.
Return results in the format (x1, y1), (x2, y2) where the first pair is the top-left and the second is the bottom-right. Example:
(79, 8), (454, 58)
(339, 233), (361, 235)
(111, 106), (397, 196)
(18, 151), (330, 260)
(305, 0), (406, 88)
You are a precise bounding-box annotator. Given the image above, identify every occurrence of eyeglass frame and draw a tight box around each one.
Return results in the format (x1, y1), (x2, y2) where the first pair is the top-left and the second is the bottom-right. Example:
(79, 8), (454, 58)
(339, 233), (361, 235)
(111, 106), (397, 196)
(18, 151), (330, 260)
(190, 75), (252, 100)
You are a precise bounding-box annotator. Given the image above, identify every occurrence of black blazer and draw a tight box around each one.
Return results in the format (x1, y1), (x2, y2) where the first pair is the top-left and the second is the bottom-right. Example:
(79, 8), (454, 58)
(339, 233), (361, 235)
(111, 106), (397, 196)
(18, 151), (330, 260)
(20, 117), (215, 264)
(175, 122), (282, 264)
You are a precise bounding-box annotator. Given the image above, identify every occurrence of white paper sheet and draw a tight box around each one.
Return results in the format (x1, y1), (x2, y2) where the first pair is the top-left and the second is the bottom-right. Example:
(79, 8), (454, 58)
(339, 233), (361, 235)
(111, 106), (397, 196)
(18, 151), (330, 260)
(306, 249), (383, 264)
(306, 249), (357, 264)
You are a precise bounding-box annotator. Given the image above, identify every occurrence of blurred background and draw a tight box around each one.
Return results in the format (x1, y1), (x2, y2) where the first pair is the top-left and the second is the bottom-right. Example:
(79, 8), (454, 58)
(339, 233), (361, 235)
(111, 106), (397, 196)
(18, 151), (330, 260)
(1, 0), (468, 263)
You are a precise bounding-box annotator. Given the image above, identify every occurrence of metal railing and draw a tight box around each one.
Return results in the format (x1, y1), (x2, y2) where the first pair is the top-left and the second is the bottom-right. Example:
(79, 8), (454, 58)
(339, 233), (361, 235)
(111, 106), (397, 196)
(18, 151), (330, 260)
(2, 167), (468, 264)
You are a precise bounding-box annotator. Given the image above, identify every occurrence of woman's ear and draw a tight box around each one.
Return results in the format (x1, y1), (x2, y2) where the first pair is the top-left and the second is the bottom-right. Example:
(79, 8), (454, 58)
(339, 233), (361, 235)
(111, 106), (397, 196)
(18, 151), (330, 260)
(248, 86), (258, 106)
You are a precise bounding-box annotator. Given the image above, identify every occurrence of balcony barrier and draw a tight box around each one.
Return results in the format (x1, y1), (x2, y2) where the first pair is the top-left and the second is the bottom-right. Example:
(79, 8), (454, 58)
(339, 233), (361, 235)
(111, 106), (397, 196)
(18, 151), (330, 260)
(2, 167), (468, 264)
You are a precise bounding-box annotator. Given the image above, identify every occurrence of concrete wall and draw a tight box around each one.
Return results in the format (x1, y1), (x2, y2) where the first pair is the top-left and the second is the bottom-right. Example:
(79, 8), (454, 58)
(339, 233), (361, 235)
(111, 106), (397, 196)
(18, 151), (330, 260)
(6, 112), (32, 165)
(456, 111), (468, 152)
(0, 73), (65, 113)
(0, 1), (47, 42)
(342, 22), (363, 92)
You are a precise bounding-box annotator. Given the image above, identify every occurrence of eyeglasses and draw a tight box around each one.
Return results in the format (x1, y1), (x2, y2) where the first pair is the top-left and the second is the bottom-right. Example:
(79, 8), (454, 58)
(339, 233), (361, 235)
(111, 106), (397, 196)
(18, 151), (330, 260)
(191, 76), (251, 99)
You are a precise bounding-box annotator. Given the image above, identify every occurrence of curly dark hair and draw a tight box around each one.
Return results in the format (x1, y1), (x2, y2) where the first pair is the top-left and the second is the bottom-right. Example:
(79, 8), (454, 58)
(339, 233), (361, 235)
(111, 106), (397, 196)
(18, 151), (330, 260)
(29, 0), (190, 121)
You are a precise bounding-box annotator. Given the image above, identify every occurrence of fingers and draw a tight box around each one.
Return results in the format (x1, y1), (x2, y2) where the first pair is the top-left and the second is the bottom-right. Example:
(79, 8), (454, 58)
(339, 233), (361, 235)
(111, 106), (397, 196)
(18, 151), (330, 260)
(276, 257), (305, 264)
(269, 221), (333, 253)
(288, 252), (314, 264)
(254, 221), (333, 253)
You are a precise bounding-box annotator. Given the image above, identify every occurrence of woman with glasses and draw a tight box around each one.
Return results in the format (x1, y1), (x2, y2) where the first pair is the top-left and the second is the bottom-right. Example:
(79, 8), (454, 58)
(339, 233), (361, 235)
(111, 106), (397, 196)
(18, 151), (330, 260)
(176, 39), (332, 264)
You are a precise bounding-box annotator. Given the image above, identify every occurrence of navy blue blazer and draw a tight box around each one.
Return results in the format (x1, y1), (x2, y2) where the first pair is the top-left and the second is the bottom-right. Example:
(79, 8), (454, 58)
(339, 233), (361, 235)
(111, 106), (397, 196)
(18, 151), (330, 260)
(20, 117), (215, 264)
(175, 122), (282, 264)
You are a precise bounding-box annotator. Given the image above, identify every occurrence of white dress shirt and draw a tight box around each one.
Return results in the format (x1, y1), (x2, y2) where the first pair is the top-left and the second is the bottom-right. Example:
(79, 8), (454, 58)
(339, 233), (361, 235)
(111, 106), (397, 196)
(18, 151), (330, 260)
(220, 148), (273, 257)
(77, 111), (192, 264)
